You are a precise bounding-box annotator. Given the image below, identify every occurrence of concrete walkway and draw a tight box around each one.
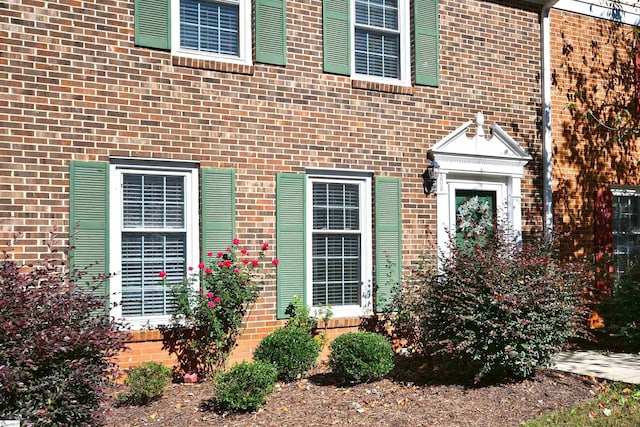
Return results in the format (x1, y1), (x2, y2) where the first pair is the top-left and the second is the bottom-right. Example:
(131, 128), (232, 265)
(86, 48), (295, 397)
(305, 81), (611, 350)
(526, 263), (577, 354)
(552, 350), (640, 384)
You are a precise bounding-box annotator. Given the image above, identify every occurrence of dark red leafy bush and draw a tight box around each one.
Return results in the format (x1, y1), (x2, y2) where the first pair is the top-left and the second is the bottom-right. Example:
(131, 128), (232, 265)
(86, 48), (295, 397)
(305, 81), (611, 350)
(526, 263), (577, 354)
(391, 230), (590, 383)
(0, 236), (126, 426)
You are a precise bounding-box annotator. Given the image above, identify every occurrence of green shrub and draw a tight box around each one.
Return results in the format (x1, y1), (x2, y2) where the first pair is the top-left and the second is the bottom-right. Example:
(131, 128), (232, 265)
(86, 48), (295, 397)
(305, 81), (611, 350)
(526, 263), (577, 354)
(253, 326), (319, 382)
(329, 332), (395, 383)
(213, 361), (278, 413)
(117, 362), (173, 406)
(285, 295), (333, 349)
(391, 230), (588, 383)
(285, 295), (318, 332)
(600, 262), (640, 351)
(0, 236), (127, 426)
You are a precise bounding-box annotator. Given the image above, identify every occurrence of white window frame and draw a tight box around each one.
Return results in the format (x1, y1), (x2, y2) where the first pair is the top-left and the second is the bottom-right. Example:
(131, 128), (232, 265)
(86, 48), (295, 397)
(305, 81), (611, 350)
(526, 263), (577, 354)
(305, 173), (373, 318)
(447, 178), (507, 239)
(109, 163), (200, 329)
(351, 0), (410, 86)
(171, 0), (252, 66)
(612, 187), (640, 277)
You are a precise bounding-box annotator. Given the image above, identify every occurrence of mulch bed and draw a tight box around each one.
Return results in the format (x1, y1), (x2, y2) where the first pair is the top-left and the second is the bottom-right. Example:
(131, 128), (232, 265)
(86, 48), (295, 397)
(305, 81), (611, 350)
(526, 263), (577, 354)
(104, 358), (602, 427)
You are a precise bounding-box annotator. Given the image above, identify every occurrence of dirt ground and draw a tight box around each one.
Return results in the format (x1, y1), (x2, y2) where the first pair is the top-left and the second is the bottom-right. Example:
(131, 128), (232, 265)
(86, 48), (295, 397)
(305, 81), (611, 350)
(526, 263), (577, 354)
(104, 358), (601, 427)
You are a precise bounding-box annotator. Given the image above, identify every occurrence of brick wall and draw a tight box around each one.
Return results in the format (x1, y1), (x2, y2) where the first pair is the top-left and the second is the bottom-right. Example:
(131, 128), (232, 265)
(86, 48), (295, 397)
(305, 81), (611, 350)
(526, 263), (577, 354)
(550, 9), (640, 260)
(0, 0), (543, 367)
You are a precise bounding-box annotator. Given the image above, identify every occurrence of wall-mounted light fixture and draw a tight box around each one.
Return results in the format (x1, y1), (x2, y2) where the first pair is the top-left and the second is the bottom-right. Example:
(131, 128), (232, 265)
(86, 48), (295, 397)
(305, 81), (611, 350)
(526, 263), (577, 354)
(422, 158), (439, 195)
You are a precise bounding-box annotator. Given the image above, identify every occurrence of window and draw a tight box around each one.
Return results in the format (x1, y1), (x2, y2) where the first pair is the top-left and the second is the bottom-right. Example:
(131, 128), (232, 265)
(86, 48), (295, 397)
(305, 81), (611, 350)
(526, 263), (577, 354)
(354, 0), (400, 79)
(135, 0), (286, 66)
(172, 0), (252, 64)
(306, 175), (372, 317)
(613, 188), (640, 276)
(110, 165), (199, 328)
(353, 0), (409, 84)
(275, 172), (400, 319)
(322, 0), (437, 86)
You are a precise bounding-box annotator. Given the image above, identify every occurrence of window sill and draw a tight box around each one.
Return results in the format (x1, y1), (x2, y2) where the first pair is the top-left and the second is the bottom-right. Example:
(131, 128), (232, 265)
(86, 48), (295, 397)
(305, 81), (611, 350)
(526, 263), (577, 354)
(351, 79), (415, 95)
(172, 56), (254, 75)
(317, 316), (368, 330)
(125, 329), (165, 343)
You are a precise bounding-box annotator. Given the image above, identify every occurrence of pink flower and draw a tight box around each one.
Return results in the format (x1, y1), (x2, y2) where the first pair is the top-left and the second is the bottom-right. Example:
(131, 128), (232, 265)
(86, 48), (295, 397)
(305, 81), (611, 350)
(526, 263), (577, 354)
(233, 238), (240, 245)
(205, 267), (212, 274)
(240, 248), (247, 255)
(198, 262), (205, 269)
(234, 268), (240, 274)
(218, 262), (224, 268)
(214, 296), (221, 303)
(272, 258), (280, 266)
(251, 259), (259, 267)
(188, 266), (194, 271)
(261, 242), (269, 251)
(242, 258), (249, 265)
(207, 301), (216, 308)
(207, 251), (213, 257)
(199, 289), (204, 295)
(158, 271), (167, 278)
(206, 291), (214, 298)
(216, 252), (224, 258)
(223, 260), (232, 268)
(226, 247), (231, 252)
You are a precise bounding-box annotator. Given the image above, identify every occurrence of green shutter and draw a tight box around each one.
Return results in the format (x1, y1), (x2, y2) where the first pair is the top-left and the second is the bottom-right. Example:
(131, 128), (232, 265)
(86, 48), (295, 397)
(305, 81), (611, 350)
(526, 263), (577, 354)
(276, 173), (306, 319)
(256, 0), (287, 65)
(135, 0), (171, 50)
(415, 0), (439, 86)
(323, 0), (350, 75)
(69, 161), (110, 306)
(375, 177), (402, 312)
(201, 169), (236, 260)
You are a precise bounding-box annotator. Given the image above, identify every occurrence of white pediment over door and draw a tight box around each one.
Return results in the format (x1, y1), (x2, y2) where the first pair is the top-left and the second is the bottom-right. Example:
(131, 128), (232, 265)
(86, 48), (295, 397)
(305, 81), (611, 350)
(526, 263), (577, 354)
(430, 112), (532, 179)
(430, 113), (532, 256)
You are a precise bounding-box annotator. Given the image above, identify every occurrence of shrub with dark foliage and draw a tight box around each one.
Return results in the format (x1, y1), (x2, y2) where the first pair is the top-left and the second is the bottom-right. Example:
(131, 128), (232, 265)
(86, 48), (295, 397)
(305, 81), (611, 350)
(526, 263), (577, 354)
(329, 332), (395, 383)
(0, 238), (126, 426)
(600, 261), (640, 352)
(253, 326), (319, 382)
(392, 231), (589, 383)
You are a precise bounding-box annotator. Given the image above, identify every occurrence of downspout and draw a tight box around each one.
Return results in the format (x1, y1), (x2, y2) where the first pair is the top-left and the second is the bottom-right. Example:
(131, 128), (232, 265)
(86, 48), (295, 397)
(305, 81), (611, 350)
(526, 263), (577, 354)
(541, 0), (560, 237)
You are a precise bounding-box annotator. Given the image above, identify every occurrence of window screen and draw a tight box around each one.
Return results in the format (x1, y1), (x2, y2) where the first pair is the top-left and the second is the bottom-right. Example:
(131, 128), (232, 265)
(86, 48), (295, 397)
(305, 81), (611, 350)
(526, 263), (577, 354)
(312, 182), (361, 306)
(180, 0), (240, 56)
(613, 192), (640, 276)
(354, 0), (400, 79)
(121, 174), (187, 317)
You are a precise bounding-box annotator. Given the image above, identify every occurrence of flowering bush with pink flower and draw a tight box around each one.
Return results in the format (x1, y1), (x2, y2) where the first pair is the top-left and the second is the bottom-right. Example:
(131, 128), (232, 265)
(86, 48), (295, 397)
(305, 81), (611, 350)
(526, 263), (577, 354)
(161, 239), (278, 377)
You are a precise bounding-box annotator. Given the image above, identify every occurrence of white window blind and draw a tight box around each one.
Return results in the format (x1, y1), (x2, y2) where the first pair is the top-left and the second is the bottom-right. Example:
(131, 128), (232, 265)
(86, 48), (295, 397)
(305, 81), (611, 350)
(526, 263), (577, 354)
(354, 0), (400, 79)
(180, 0), (240, 56)
(121, 174), (187, 317)
(311, 182), (361, 306)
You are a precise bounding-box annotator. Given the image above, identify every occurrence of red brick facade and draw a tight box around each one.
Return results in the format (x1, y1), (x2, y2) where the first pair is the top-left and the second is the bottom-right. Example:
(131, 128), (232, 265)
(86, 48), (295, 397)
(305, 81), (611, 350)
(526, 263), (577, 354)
(550, 8), (640, 269)
(1, 0), (544, 368)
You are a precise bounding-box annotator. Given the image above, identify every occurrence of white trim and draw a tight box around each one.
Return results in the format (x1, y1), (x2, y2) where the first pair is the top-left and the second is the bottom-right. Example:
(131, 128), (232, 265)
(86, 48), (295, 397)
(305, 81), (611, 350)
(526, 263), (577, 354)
(541, 1), (559, 237)
(432, 114), (529, 259)
(305, 175), (373, 318)
(109, 163), (199, 330)
(555, 0), (640, 25)
(351, 0), (411, 86)
(446, 179), (506, 238)
(171, 0), (252, 66)
(612, 187), (640, 196)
